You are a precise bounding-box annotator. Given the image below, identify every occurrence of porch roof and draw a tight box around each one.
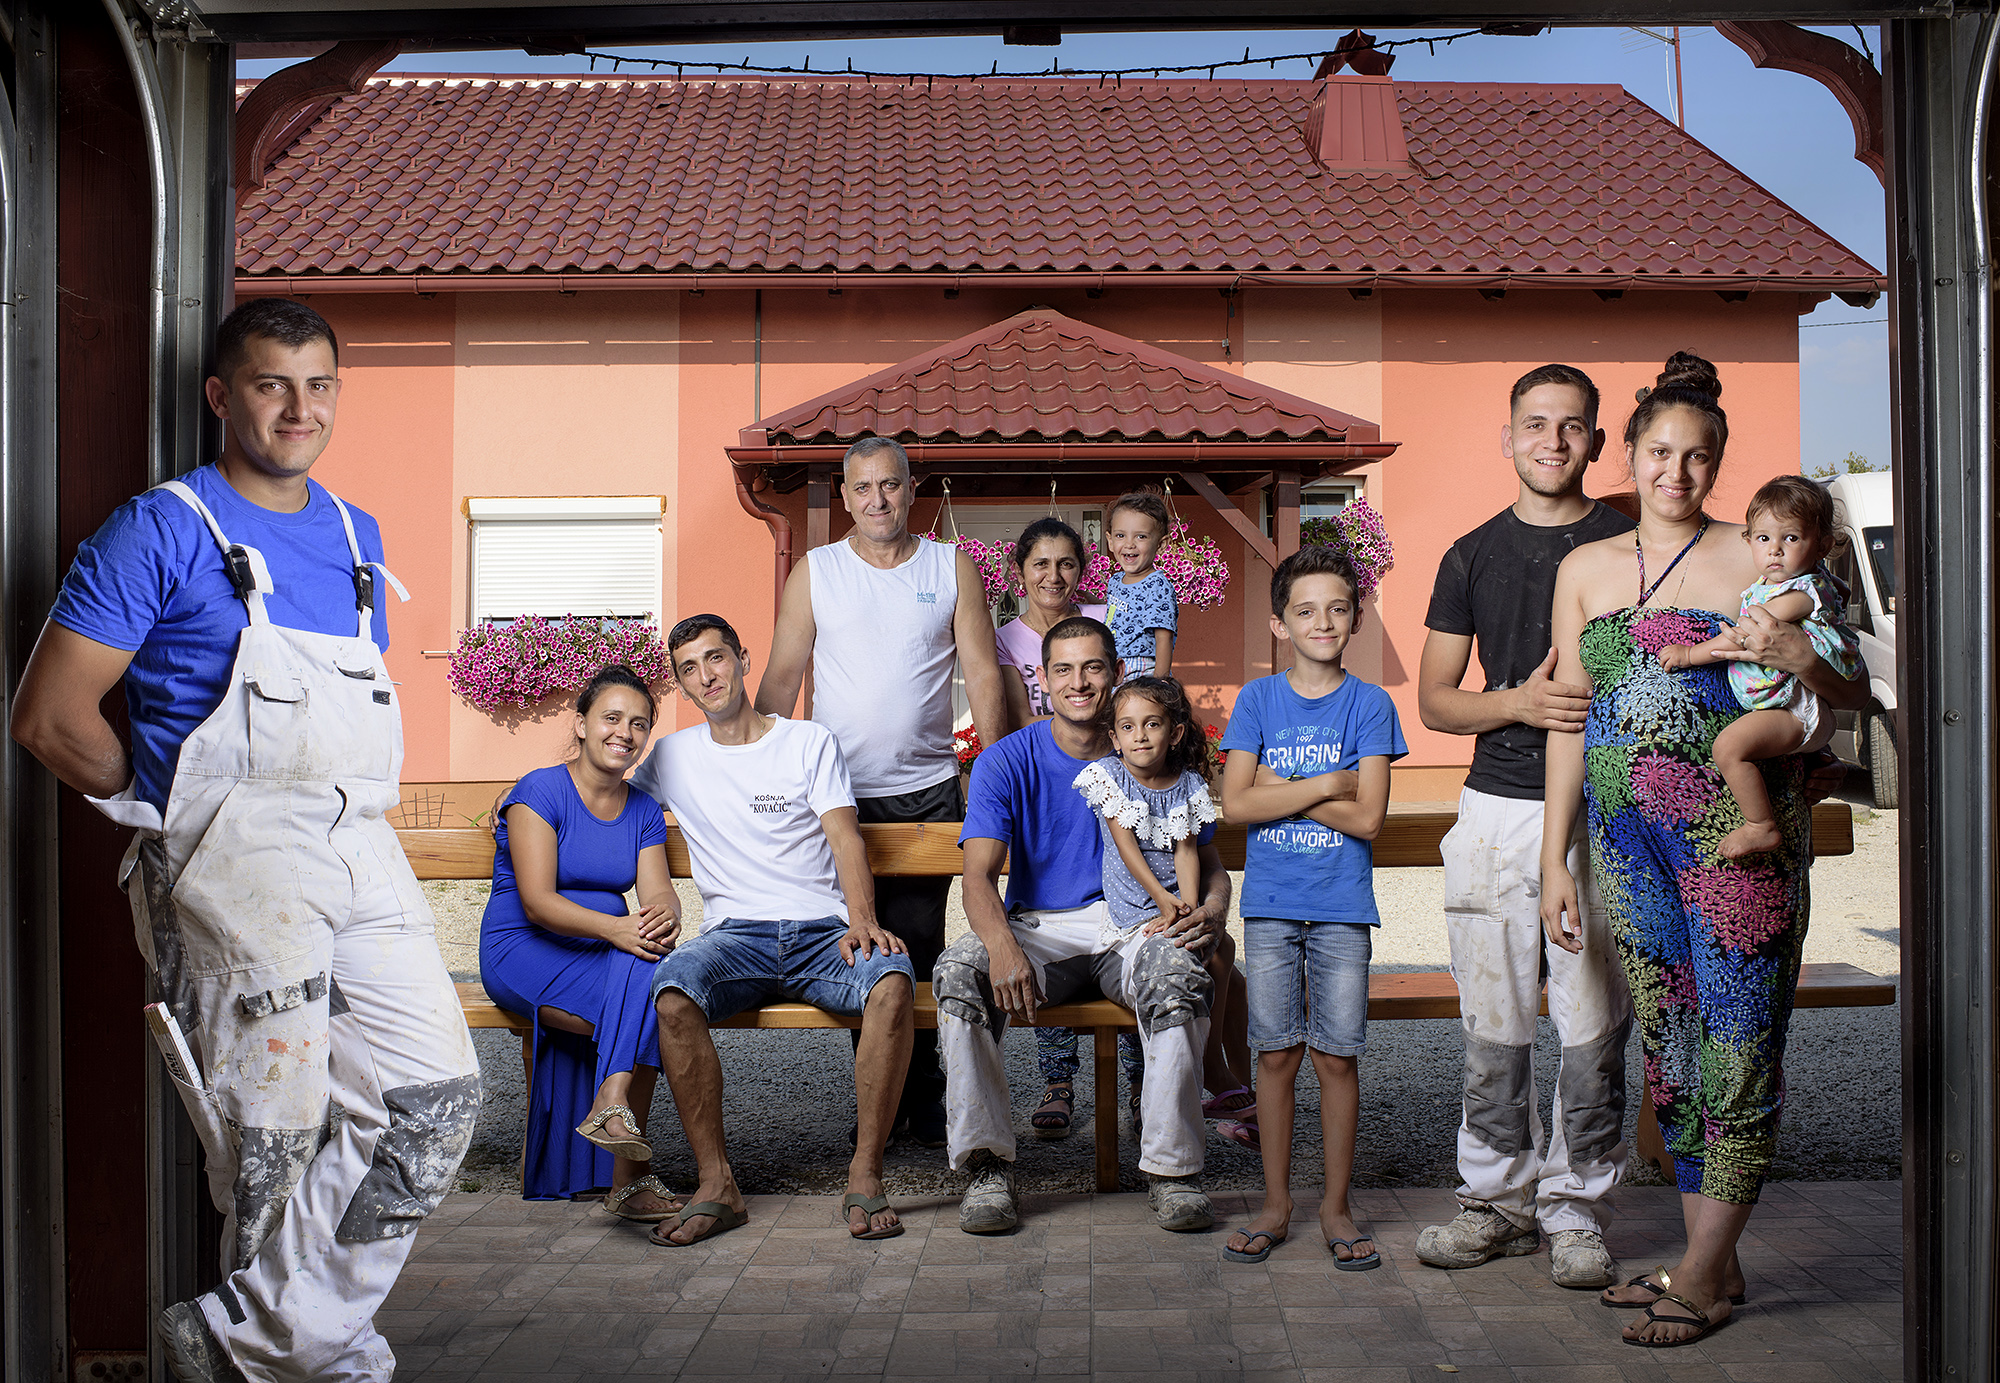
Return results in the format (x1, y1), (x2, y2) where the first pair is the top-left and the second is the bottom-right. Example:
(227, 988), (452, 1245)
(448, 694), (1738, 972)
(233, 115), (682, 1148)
(730, 308), (1392, 469)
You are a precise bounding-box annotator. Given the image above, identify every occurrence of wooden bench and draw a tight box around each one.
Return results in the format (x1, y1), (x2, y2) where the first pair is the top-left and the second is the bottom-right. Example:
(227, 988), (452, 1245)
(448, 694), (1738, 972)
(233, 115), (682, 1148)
(408, 800), (1878, 1192)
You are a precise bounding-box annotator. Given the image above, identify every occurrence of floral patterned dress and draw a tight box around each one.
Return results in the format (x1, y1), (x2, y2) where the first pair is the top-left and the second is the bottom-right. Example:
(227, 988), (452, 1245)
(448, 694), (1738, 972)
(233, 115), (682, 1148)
(1579, 606), (1811, 1205)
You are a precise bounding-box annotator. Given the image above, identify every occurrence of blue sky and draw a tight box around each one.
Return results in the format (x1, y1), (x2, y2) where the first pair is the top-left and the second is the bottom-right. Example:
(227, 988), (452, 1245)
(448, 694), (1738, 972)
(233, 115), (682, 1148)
(244, 25), (1890, 473)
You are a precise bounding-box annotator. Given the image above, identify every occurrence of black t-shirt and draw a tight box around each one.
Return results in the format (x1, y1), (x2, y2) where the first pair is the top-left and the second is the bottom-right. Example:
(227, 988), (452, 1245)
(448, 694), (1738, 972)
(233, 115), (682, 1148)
(1425, 502), (1637, 800)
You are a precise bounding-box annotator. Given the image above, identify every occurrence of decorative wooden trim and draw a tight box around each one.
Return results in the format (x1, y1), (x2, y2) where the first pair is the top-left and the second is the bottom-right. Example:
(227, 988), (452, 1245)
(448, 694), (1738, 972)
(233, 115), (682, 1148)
(1179, 469), (1278, 569)
(1716, 22), (1883, 185)
(235, 40), (400, 193)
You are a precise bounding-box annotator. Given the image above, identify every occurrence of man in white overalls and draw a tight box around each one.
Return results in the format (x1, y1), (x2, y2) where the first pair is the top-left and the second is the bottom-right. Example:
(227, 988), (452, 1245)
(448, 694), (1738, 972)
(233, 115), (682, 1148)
(11, 299), (480, 1382)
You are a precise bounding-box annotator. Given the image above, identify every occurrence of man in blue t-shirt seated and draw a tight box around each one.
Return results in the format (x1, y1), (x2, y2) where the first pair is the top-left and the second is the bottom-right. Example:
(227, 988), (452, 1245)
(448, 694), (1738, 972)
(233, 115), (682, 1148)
(935, 616), (1231, 1234)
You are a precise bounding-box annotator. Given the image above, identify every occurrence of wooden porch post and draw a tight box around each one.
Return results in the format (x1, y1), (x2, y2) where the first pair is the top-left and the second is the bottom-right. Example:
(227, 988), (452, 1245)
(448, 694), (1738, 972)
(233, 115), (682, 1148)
(1274, 467), (1302, 560)
(806, 463), (834, 552)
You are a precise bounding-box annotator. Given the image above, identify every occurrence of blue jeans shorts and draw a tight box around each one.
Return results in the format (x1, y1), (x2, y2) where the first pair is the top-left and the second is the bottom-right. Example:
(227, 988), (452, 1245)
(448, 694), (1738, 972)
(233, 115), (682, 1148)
(649, 915), (914, 1023)
(1243, 917), (1373, 1057)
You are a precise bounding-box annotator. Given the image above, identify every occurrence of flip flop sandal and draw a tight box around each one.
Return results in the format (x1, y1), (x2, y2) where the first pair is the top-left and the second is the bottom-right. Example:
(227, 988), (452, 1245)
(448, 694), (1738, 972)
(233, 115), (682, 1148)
(1202, 1086), (1256, 1118)
(1221, 1229), (1285, 1264)
(602, 1175), (681, 1223)
(1328, 1236), (1381, 1272)
(1600, 1266), (1746, 1309)
(649, 1200), (750, 1248)
(575, 1104), (653, 1161)
(1215, 1117), (1261, 1151)
(1030, 1082), (1075, 1140)
(1623, 1290), (1730, 1349)
(841, 1192), (906, 1241)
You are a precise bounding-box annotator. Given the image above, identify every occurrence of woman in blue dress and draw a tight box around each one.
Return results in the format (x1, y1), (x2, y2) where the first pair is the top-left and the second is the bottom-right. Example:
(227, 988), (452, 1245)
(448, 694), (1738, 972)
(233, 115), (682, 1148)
(480, 664), (683, 1217)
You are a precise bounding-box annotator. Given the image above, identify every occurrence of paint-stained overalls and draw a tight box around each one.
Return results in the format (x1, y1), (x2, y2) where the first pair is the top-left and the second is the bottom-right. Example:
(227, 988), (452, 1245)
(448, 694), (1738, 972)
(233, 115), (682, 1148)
(91, 480), (480, 1382)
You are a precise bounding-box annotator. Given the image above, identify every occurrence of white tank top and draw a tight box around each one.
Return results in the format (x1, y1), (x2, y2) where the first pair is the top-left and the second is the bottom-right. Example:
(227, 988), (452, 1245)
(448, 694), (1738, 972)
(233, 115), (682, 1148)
(808, 535), (961, 797)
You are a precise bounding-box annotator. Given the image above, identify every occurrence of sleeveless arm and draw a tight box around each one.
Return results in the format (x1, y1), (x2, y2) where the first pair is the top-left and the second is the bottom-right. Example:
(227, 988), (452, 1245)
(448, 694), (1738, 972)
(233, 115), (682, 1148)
(953, 548), (1008, 750)
(754, 558), (815, 717)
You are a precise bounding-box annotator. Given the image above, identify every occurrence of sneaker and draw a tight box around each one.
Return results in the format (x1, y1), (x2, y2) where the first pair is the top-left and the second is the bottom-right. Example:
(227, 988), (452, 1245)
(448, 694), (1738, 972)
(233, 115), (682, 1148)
(1147, 1173), (1215, 1232)
(157, 1300), (248, 1383)
(1414, 1205), (1539, 1269)
(1548, 1228), (1617, 1288)
(958, 1149), (1018, 1234)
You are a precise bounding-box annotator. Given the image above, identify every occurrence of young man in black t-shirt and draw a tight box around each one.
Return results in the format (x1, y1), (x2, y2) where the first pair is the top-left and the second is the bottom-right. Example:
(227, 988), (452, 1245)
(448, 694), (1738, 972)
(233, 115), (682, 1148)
(1413, 365), (1636, 1290)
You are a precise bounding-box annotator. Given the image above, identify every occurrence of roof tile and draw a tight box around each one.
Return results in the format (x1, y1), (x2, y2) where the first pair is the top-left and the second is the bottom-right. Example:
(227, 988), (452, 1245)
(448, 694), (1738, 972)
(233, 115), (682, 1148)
(238, 73), (1879, 287)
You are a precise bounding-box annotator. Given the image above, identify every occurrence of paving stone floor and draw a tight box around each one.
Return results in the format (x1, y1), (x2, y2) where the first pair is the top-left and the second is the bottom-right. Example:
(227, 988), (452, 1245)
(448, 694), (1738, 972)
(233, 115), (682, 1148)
(383, 1180), (1901, 1381)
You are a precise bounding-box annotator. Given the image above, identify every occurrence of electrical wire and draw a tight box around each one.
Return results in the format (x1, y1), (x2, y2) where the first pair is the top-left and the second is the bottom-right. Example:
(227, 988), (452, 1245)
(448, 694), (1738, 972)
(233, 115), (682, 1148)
(576, 30), (1496, 81)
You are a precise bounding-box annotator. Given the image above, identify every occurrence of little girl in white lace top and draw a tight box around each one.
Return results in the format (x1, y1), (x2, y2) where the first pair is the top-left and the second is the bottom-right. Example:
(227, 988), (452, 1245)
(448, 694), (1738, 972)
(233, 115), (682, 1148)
(1073, 676), (1218, 931)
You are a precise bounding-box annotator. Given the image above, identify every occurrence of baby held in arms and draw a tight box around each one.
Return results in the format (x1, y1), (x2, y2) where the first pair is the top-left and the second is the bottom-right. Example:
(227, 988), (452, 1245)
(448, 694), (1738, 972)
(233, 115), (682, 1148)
(1658, 475), (1861, 858)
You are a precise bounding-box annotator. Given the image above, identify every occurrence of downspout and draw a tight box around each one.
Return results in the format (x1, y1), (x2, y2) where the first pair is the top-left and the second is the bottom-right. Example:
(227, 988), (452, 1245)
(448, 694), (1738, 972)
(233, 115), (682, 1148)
(733, 465), (793, 618)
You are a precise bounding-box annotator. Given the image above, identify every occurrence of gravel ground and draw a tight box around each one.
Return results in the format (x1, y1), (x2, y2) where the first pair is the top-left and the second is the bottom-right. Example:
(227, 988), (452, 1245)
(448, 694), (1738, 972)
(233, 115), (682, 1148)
(433, 777), (1901, 1201)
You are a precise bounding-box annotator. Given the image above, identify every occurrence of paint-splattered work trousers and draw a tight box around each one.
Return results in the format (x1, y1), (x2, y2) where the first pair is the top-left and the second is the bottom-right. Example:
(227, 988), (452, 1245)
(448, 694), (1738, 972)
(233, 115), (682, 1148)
(1442, 787), (1632, 1234)
(935, 902), (1210, 1177)
(131, 822), (480, 1382)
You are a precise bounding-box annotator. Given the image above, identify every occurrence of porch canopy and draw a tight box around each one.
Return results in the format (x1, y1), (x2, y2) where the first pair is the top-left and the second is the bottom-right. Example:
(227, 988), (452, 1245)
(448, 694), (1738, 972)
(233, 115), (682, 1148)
(726, 306), (1399, 571)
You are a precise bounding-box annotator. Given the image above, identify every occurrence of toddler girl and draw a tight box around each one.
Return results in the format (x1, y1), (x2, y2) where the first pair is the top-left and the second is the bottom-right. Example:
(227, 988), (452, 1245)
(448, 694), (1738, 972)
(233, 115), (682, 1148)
(1104, 490), (1178, 682)
(1660, 474), (1861, 857)
(1074, 677), (1254, 1137)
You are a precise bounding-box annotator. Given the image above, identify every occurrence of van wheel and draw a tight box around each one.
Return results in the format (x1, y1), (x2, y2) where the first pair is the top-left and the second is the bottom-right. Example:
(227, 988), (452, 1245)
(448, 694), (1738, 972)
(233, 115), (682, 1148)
(1866, 711), (1898, 811)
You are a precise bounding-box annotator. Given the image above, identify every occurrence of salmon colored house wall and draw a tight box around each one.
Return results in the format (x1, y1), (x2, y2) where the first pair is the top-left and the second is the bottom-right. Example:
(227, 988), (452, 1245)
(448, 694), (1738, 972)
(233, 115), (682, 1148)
(272, 283), (1807, 797)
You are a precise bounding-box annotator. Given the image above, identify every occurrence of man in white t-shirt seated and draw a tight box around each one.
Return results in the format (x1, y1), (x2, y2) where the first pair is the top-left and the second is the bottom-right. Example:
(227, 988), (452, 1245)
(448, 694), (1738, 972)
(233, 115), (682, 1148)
(632, 614), (915, 1245)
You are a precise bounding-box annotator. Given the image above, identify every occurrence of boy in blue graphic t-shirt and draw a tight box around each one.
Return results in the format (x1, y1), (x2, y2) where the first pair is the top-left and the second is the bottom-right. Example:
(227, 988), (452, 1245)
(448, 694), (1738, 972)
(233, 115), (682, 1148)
(1217, 544), (1406, 1269)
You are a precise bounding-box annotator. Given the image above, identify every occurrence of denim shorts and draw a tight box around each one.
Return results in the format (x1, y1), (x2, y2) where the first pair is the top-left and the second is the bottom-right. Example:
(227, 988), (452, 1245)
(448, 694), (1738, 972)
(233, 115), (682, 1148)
(649, 914), (914, 1023)
(1242, 917), (1373, 1056)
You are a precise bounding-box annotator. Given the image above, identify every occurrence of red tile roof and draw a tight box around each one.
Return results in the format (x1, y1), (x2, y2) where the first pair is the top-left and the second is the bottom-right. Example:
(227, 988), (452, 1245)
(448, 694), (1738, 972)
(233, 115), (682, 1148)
(744, 308), (1380, 446)
(237, 73), (1881, 291)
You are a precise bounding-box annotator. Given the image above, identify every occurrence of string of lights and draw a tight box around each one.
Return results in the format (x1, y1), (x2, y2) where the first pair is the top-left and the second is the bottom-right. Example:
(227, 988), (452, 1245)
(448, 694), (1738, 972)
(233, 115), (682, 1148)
(577, 28), (1502, 82)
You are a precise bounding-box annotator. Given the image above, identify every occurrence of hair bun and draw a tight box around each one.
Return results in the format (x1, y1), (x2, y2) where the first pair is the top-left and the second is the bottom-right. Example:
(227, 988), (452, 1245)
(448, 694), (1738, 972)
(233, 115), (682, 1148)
(1656, 350), (1721, 400)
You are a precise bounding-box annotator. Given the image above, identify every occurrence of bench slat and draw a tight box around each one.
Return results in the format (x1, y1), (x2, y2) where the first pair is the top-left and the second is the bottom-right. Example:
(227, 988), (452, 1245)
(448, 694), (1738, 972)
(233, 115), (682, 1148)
(407, 800), (1855, 883)
(454, 961), (1893, 1038)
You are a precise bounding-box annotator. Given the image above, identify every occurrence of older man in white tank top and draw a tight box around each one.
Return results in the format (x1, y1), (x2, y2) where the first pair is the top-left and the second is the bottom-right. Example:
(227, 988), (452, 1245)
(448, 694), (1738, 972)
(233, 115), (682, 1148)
(758, 437), (1008, 1144)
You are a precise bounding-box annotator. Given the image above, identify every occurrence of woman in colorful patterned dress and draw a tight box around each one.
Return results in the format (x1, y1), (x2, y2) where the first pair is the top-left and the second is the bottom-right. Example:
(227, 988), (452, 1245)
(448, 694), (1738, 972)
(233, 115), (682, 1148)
(1538, 354), (1867, 1348)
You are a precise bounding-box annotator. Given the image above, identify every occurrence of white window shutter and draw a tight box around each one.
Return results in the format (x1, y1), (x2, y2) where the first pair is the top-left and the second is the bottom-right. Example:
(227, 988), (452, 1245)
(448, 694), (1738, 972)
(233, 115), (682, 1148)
(467, 497), (664, 622)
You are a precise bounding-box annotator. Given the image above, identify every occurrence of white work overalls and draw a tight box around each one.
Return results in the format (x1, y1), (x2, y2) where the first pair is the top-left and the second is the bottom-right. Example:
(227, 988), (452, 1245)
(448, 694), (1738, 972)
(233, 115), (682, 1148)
(90, 480), (481, 1382)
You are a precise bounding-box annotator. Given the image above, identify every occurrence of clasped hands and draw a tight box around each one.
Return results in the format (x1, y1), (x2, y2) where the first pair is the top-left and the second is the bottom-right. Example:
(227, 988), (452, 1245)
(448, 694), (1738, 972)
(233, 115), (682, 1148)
(986, 902), (1221, 1022)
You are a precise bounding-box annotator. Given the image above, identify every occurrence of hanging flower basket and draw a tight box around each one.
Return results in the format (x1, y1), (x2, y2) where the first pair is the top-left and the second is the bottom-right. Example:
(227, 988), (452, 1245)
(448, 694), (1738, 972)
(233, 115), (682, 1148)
(447, 615), (672, 714)
(928, 520), (1232, 612)
(921, 530), (1016, 606)
(1300, 496), (1395, 600)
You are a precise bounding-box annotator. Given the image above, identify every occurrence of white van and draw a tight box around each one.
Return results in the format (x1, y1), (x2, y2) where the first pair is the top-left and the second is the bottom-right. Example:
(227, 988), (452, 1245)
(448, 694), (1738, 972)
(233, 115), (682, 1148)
(1820, 471), (1898, 808)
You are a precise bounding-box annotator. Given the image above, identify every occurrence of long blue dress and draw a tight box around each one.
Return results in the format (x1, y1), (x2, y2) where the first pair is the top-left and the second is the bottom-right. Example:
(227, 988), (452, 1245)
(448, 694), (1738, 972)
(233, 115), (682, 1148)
(479, 765), (669, 1199)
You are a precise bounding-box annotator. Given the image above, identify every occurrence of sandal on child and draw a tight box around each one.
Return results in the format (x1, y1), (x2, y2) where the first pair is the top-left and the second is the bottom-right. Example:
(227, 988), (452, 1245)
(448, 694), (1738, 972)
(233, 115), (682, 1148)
(1031, 1082), (1075, 1140)
(1215, 1115), (1260, 1151)
(1328, 1235), (1381, 1272)
(1202, 1086), (1256, 1118)
(603, 1175), (681, 1223)
(576, 1104), (653, 1161)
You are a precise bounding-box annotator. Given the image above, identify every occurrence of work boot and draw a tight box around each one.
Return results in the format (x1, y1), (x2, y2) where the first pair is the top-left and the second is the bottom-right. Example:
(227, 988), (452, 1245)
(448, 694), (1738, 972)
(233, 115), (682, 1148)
(1548, 1228), (1617, 1288)
(1415, 1205), (1539, 1268)
(958, 1148), (1018, 1234)
(1147, 1173), (1215, 1232)
(158, 1300), (249, 1383)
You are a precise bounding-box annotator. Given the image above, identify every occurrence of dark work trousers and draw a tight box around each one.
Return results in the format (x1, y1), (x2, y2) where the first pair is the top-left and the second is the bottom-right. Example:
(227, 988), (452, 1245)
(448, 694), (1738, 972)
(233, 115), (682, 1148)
(853, 774), (963, 1115)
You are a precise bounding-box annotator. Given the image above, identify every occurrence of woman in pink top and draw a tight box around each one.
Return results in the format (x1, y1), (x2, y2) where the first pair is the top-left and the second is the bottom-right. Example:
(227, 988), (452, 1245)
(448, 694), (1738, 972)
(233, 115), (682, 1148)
(995, 517), (1107, 731)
